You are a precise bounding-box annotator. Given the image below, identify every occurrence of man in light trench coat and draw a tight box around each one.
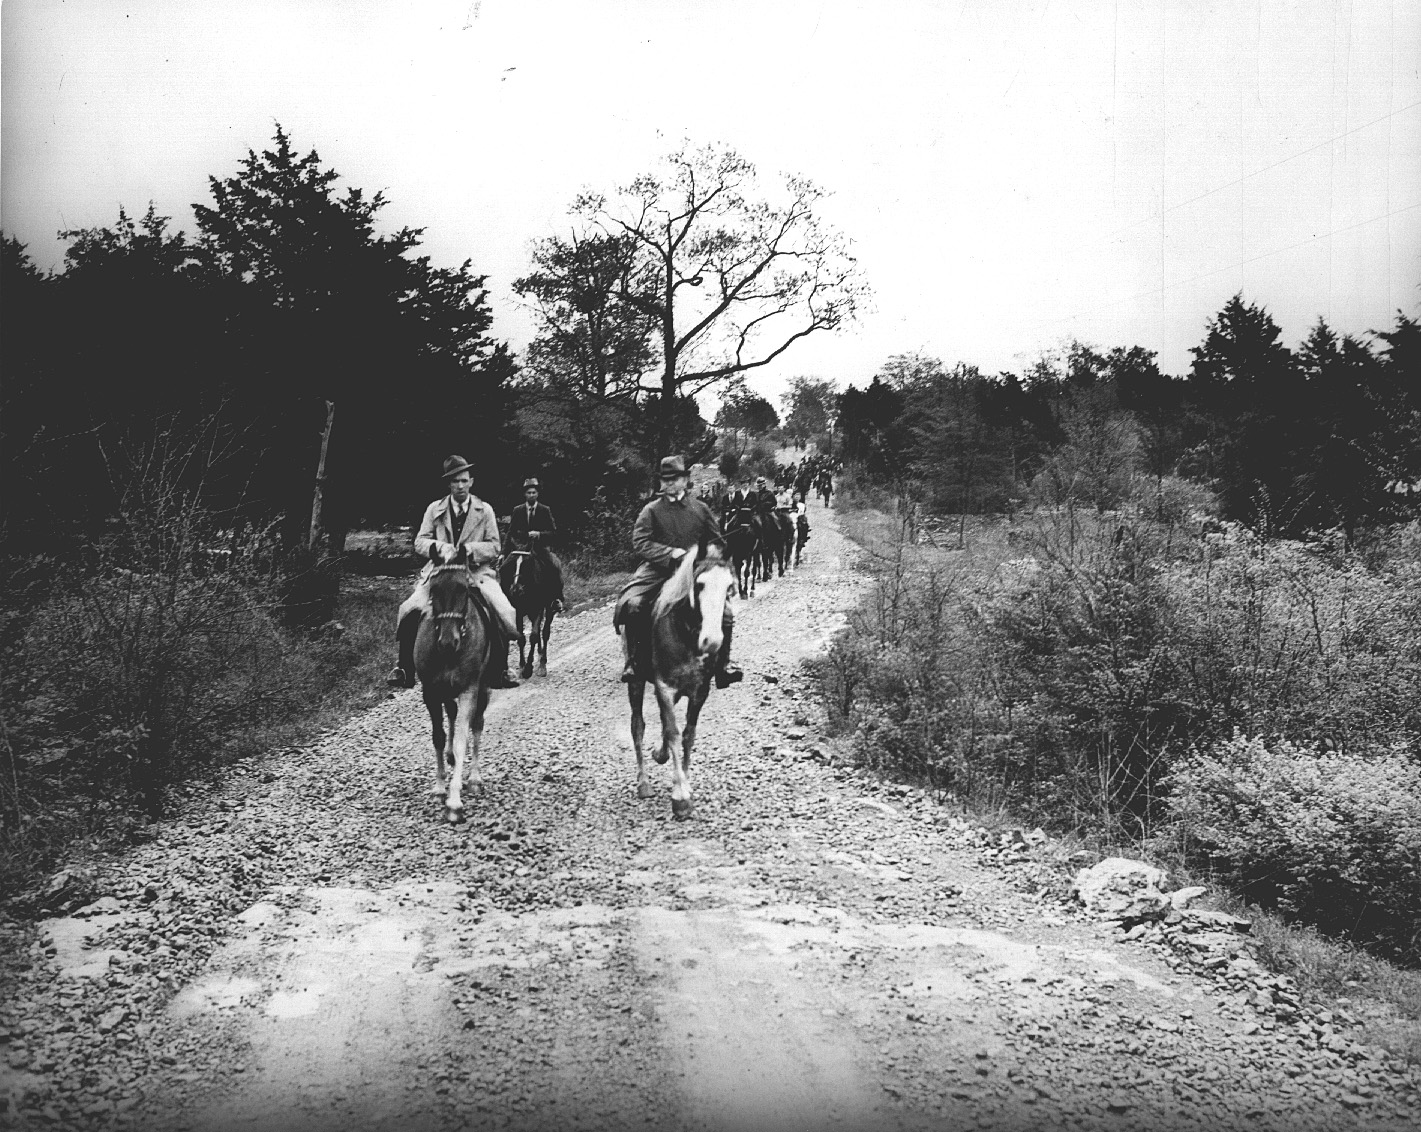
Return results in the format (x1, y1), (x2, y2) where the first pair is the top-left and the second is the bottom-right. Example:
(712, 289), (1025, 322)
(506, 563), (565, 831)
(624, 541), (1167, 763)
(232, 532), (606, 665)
(387, 455), (521, 689)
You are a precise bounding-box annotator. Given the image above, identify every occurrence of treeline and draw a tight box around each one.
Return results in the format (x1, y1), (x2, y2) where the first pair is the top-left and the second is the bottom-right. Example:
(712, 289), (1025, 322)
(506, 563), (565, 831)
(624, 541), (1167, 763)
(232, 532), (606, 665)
(837, 297), (1421, 542)
(0, 129), (759, 564)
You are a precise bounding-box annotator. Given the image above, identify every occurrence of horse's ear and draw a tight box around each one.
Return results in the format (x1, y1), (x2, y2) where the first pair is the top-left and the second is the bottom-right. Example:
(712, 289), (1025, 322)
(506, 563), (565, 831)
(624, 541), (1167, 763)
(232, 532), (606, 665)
(428, 544), (444, 564)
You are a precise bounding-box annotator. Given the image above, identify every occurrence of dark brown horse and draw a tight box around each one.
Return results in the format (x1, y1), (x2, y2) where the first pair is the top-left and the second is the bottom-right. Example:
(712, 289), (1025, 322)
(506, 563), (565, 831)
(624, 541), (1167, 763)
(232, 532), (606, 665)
(626, 541), (736, 819)
(774, 509), (794, 574)
(414, 549), (494, 823)
(750, 511), (781, 582)
(499, 550), (556, 679)
(722, 507), (758, 599)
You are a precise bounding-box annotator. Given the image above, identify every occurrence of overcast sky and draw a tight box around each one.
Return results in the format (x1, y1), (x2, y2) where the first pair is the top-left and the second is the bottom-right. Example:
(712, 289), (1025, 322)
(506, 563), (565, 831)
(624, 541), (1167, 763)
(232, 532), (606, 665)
(4, 0), (1418, 404)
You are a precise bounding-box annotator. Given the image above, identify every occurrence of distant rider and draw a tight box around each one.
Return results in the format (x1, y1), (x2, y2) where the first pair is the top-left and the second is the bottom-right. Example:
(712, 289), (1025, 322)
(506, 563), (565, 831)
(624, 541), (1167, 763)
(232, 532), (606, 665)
(506, 477), (566, 614)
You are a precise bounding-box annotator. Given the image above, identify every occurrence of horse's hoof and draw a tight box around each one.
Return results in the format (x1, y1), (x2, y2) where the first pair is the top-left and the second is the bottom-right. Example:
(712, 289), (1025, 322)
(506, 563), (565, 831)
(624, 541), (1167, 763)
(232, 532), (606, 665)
(536, 663), (547, 677)
(653, 748), (671, 766)
(671, 799), (693, 821)
(637, 782), (654, 799)
(444, 806), (465, 824)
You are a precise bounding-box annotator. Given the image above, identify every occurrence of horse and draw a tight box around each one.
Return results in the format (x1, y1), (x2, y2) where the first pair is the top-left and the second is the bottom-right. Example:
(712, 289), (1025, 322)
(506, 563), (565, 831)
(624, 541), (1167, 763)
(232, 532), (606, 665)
(499, 549), (556, 679)
(414, 548), (495, 823)
(774, 509), (795, 574)
(750, 510), (781, 582)
(722, 507), (759, 598)
(625, 541), (736, 820)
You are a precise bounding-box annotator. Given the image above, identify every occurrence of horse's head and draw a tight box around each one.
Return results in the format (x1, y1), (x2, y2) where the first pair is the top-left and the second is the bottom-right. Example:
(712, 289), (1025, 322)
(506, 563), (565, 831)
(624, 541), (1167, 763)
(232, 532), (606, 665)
(689, 540), (734, 657)
(428, 550), (472, 654)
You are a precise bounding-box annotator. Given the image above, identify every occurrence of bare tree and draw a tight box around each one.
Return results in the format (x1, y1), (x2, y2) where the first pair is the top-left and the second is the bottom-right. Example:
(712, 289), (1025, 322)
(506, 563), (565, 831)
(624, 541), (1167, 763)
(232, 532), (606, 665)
(565, 142), (868, 454)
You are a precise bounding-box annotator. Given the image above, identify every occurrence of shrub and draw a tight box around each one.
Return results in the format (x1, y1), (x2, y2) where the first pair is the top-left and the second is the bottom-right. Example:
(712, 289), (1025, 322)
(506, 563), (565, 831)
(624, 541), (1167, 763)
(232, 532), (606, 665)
(4, 548), (315, 819)
(1168, 735), (1421, 963)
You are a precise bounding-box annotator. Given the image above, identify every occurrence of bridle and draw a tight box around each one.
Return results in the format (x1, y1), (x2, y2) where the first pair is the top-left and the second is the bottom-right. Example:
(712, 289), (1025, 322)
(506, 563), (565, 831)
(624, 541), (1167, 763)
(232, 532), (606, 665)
(429, 563), (472, 627)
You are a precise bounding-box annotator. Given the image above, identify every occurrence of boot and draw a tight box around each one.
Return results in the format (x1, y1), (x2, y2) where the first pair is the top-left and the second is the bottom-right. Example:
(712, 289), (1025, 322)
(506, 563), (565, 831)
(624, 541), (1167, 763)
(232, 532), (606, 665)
(620, 620), (642, 683)
(386, 611), (421, 688)
(714, 622), (744, 689)
(488, 637), (522, 689)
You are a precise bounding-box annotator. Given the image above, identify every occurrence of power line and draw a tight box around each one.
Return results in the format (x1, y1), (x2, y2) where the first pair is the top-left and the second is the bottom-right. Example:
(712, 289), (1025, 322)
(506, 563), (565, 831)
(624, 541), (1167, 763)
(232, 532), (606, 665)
(1084, 98), (1421, 256)
(1032, 199), (1421, 332)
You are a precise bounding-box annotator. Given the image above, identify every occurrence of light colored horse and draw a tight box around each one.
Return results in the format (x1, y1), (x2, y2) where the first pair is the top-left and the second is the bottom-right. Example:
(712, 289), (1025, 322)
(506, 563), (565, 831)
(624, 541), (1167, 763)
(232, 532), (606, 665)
(625, 542), (735, 819)
(414, 551), (494, 822)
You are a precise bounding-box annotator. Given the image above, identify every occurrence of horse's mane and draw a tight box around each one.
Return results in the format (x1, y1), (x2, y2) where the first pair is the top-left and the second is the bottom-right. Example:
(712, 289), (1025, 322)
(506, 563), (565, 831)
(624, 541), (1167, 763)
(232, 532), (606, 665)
(653, 546), (701, 620)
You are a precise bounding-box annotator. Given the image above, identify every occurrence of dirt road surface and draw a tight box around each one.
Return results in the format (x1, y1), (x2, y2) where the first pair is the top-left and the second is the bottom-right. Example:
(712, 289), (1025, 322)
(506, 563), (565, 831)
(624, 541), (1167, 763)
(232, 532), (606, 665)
(4, 506), (1420, 1131)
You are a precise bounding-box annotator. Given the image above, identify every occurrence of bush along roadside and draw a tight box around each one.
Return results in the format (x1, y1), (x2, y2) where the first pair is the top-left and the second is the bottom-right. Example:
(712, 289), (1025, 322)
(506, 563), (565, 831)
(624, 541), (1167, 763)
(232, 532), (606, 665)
(823, 490), (1421, 967)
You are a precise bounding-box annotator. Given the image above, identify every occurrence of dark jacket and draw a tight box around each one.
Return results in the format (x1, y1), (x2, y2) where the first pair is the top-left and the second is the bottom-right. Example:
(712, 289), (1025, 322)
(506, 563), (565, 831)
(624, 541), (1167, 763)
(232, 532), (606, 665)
(507, 501), (557, 551)
(631, 493), (722, 573)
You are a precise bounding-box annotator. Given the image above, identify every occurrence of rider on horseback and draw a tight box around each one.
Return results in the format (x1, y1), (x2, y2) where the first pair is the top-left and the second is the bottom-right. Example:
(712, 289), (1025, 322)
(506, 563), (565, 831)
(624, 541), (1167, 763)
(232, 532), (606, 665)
(506, 477), (566, 614)
(751, 476), (777, 515)
(387, 455), (522, 690)
(615, 456), (744, 689)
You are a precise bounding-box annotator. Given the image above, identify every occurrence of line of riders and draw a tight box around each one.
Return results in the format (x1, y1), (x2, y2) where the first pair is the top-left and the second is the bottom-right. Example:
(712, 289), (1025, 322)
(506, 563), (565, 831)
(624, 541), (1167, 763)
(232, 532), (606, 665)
(385, 453), (834, 694)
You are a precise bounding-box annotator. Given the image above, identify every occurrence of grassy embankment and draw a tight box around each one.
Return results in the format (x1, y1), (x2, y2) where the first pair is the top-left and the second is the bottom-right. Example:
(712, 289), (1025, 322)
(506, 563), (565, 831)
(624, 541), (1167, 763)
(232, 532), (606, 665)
(823, 480), (1421, 1060)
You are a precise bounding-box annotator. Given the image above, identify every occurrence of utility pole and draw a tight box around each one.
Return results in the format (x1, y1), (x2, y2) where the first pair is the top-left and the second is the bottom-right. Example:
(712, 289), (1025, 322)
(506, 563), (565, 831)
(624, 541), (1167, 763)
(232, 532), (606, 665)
(308, 400), (336, 552)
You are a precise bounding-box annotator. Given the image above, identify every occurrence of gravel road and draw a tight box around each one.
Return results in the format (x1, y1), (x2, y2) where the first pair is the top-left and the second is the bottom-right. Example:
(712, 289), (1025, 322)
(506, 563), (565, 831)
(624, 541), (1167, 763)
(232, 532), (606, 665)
(3, 505), (1420, 1132)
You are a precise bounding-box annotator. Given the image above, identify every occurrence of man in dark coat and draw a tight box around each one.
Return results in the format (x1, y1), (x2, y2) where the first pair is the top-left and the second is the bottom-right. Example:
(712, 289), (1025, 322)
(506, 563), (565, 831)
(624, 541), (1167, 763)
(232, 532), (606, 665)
(614, 455), (743, 688)
(751, 476), (778, 514)
(506, 477), (566, 613)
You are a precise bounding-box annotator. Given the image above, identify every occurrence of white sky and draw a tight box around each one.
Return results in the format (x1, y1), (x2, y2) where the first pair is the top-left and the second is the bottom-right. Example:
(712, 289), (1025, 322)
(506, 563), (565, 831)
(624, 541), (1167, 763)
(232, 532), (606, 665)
(3, 0), (1418, 404)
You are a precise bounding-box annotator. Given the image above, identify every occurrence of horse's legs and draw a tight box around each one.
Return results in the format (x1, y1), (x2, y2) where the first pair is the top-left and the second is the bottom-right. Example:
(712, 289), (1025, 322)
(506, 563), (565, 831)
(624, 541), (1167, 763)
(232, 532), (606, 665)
(444, 686), (478, 822)
(653, 680), (688, 818)
(517, 610), (531, 678)
(426, 694), (449, 794)
(537, 607), (551, 677)
(628, 680), (653, 799)
(676, 681), (712, 821)
(465, 683), (490, 795)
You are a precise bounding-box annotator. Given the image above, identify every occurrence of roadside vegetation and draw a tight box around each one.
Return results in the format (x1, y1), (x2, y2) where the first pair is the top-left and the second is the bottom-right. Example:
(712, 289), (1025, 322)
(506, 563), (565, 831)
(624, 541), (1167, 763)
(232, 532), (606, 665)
(820, 308), (1421, 1054)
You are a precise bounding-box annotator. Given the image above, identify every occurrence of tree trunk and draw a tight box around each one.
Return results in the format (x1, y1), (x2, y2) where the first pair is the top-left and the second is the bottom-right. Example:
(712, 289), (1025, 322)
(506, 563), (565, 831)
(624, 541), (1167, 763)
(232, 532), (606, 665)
(308, 399), (336, 552)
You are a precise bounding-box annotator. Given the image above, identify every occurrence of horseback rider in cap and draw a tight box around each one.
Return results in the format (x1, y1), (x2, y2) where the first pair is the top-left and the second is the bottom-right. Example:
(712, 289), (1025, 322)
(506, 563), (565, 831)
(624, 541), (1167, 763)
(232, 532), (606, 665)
(615, 456), (744, 688)
(506, 477), (566, 613)
(751, 475), (778, 515)
(387, 455), (522, 690)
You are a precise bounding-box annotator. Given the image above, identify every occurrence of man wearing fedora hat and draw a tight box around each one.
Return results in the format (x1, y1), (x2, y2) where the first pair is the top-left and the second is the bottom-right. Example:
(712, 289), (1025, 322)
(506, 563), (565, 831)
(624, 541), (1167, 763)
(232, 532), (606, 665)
(613, 455), (743, 687)
(386, 455), (521, 689)
(506, 477), (565, 613)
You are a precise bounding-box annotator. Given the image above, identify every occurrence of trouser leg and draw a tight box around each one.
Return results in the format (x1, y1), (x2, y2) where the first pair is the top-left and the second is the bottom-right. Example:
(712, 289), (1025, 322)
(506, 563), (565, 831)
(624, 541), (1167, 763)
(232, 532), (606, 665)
(543, 550), (566, 607)
(388, 588), (428, 687)
(714, 607), (743, 688)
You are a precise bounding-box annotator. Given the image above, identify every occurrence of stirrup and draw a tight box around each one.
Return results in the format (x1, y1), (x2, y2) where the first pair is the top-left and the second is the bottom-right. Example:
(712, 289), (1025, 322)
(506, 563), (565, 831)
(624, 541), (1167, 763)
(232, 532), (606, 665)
(714, 664), (744, 689)
(386, 665), (415, 689)
(489, 668), (522, 689)
(550, 598), (566, 614)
